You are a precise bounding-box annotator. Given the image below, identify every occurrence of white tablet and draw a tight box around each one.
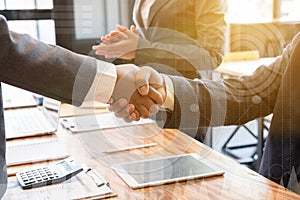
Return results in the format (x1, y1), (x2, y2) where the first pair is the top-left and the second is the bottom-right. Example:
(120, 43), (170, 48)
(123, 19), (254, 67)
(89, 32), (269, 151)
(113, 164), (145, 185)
(112, 153), (225, 189)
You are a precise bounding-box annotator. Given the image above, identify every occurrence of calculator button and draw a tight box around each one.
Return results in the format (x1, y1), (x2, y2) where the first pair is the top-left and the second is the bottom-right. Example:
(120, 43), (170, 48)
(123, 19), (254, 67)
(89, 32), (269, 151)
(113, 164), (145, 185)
(24, 181), (35, 185)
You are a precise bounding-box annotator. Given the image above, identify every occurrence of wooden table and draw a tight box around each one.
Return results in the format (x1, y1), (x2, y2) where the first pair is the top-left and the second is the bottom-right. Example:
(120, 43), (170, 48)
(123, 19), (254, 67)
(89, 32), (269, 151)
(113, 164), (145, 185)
(216, 57), (275, 77)
(4, 122), (300, 199)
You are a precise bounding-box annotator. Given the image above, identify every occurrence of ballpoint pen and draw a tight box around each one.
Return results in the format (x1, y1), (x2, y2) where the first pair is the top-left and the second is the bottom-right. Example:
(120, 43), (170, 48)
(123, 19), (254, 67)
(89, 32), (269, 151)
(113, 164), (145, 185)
(86, 168), (105, 187)
(83, 165), (109, 187)
(104, 143), (157, 153)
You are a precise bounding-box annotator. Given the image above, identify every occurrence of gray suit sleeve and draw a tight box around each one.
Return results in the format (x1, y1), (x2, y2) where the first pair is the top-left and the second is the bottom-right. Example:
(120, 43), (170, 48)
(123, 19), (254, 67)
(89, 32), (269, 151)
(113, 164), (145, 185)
(0, 15), (96, 106)
(165, 37), (296, 130)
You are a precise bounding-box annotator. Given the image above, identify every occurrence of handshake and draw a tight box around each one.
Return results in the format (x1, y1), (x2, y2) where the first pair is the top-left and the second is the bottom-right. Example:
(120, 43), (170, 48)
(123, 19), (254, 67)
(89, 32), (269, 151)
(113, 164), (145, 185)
(109, 64), (167, 122)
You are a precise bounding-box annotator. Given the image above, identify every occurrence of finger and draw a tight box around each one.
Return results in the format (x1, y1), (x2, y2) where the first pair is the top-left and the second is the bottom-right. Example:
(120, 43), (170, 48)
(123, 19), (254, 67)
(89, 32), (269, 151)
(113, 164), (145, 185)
(98, 43), (121, 52)
(100, 36), (107, 42)
(107, 98), (113, 104)
(132, 110), (141, 121)
(114, 103), (135, 119)
(102, 36), (117, 45)
(133, 97), (159, 115)
(116, 24), (128, 32)
(107, 36), (121, 44)
(134, 97), (156, 112)
(130, 25), (138, 34)
(127, 109), (140, 122)
(116, 25), (134, 38)
(95, 46), (120, 56)
(92, 44), (102, 51)
(136, 104), (151, 118)
(135, 67), (152, 95)
(149, 104), (159, 115)
(108, 98), (128, 113)
(148, 86), (164, 105)
(114, 31), (128, 40)
(105, 54), (121, 59)
(109, 31), (119, 37)
(124, 110), (140, 123)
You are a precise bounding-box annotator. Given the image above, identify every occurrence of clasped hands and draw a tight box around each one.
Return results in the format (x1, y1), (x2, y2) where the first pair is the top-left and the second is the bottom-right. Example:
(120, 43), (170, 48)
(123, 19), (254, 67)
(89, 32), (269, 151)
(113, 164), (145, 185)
(111, 65), (166, 122)
(92, 25), (139, 60)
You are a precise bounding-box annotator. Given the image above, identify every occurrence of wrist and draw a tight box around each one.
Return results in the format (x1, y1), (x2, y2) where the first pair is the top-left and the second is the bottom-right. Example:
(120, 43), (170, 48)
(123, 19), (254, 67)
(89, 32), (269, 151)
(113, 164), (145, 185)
(161, 75), (174, 111)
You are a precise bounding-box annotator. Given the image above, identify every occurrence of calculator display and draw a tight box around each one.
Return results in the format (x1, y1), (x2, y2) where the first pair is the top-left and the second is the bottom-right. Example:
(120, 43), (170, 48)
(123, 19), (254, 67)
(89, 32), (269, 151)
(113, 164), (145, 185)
(59, 161), (72, 172)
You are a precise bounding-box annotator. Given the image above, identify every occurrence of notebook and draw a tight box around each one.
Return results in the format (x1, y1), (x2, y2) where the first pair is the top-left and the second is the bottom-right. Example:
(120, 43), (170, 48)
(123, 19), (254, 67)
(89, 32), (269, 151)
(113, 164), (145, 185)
(4, 98), (61, 139)
(6, 137), (69, 166)
(2, 83), (38, 109)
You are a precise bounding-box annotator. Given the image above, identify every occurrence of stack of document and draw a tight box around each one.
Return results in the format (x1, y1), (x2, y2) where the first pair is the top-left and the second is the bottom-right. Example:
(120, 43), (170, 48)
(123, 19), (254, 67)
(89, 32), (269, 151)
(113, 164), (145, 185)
(6, 137), (69, 166)
(4, 172), (117, 199)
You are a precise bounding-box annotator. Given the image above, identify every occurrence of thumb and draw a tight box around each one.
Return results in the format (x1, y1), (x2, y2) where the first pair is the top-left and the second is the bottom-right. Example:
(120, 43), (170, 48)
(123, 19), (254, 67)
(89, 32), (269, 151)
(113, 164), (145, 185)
(116, 24), (129, 33)
(135, 67), (151, 96)
(130, 25), (138, 34)
(135, 66), (163, 96)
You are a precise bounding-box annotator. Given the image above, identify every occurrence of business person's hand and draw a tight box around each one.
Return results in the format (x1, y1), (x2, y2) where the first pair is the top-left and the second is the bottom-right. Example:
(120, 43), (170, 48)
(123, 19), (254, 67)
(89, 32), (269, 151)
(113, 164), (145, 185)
(110, 85), (163, 122)
(110, 66), (166, 122)
(101, 31), (127, 44)
(92, 25), (139, 60)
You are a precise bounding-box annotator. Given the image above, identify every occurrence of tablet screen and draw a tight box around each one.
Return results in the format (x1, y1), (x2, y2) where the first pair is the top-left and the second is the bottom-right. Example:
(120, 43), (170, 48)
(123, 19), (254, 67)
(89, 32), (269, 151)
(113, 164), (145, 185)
(113, 154), (224, 188)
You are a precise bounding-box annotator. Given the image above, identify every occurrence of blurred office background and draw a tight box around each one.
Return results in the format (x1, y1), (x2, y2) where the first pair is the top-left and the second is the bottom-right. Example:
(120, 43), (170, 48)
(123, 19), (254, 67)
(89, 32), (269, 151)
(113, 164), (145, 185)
(1, 0), (300, 171)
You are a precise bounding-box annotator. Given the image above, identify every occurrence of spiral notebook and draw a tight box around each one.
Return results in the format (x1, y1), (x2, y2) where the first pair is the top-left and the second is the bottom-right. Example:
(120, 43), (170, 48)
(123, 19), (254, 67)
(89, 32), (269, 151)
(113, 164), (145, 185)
(6, 137), (69, 166)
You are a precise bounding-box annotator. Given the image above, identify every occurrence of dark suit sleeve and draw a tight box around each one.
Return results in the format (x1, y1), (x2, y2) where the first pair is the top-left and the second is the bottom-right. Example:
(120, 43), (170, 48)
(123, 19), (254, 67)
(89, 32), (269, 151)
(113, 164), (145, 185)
(165, 33), (300, 131)
(0, 15), (96, 106)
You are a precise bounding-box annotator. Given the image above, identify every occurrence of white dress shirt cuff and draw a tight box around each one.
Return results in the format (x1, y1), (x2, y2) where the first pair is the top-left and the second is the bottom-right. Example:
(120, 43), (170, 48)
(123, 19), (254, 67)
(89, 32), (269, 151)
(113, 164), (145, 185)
(84, 60), (117, 103)
(161, 75), (174, 111)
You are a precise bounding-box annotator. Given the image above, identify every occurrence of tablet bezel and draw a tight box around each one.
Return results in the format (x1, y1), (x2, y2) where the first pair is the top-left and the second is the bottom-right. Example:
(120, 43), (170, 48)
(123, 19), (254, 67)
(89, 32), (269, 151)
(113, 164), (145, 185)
(112, 153), (225, 189)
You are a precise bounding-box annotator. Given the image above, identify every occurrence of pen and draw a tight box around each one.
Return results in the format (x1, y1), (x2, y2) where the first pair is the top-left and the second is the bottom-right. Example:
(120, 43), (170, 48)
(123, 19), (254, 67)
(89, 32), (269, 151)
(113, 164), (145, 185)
(86, 168), (105, 187)
(104, 143), (157, 153)
(83, 165), (109, 187)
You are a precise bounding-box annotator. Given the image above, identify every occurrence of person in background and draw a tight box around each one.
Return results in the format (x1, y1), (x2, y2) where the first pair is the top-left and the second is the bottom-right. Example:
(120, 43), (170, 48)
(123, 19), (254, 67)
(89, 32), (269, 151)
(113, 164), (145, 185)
(110, 32), (300, 194)
(92, 0), (227, 79)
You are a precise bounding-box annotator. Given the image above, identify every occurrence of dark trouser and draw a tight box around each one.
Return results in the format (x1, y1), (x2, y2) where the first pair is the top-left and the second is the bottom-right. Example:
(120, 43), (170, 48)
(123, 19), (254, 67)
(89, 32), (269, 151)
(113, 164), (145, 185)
(259, 39), (300, 193)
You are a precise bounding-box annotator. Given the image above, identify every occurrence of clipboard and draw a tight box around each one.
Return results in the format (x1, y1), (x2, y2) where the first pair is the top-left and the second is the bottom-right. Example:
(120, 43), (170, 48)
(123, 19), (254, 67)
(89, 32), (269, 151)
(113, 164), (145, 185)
(4, 171), (117, 200)
(60, 112), (154, 132)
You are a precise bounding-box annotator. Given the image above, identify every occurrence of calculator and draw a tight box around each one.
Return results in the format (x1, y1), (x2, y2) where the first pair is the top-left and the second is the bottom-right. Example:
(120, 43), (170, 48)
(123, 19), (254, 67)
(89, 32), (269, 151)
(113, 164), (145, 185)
(16, 157), (83, 189)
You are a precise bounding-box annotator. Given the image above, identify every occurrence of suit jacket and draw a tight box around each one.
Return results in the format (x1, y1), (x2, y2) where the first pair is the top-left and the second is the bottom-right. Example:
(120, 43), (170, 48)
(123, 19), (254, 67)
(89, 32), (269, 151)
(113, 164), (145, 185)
(0, 15), (98, 197)
(163, 32), (300, 192)
(132, 0), (227, 79)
